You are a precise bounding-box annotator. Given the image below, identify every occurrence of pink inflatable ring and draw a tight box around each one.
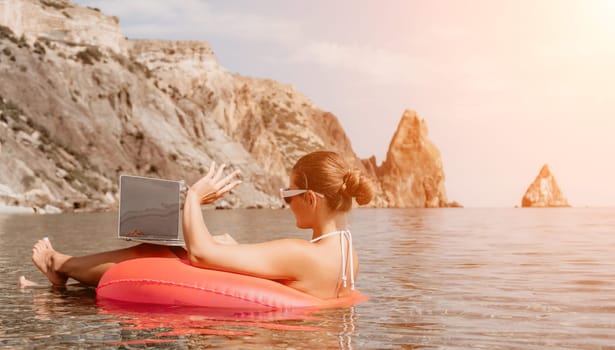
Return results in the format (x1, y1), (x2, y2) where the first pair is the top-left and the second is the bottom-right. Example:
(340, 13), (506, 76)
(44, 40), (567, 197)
(96, 258), (367, 310)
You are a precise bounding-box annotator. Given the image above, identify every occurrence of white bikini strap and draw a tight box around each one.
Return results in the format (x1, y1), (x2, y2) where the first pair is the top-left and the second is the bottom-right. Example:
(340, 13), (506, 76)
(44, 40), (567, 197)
(347, 231), (354, 290)
(310, 230), (345, 242)
(310, 230), (355, 290)
(339, 232), (347, 288)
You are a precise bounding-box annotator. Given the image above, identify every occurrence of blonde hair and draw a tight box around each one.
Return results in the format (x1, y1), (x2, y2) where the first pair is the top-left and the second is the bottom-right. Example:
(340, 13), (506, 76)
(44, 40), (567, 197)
(291, 151), (374, 212)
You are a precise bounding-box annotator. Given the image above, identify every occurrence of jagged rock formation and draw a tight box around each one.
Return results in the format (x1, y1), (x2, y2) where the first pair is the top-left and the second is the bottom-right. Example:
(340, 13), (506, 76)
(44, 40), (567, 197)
(376, 110), (453, 207)
(0, 0), (455, 212)
(521, 164), (570, 208)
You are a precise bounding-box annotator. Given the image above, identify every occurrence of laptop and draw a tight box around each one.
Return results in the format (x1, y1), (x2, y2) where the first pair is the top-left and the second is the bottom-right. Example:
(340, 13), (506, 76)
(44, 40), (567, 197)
(118, 175), (185, 246)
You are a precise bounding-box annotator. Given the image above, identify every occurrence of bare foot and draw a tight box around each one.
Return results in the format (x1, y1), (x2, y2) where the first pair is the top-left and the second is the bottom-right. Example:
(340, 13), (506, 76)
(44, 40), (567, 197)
(18, 275), (39, 288)
(31, 237), (68, 286)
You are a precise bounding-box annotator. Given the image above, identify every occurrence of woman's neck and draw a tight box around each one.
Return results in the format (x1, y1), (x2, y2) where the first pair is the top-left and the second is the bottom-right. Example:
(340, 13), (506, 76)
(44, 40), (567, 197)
(311, 213), (348, 241)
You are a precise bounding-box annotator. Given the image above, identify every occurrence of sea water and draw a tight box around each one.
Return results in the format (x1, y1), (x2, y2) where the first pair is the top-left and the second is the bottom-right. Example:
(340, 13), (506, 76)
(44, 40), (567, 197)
(0, 208), (614, 349)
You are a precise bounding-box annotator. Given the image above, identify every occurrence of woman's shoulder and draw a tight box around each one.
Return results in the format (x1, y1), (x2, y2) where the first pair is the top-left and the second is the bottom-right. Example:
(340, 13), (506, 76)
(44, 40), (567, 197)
(248, 237), (313, 252)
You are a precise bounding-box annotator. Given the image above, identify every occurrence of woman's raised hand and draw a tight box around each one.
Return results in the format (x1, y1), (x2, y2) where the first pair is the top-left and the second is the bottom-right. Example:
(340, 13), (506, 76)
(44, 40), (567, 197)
(189, 162), (242, 205)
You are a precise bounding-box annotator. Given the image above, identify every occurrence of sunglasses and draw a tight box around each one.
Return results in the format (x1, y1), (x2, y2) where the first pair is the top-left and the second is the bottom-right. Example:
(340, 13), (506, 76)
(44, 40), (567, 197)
(279, 188), (325, 204)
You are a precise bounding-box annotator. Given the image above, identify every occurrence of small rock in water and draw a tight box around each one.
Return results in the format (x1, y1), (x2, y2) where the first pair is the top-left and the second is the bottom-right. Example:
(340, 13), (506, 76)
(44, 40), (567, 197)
(43, 204), (62, 214)
(521, 164), (570, 208)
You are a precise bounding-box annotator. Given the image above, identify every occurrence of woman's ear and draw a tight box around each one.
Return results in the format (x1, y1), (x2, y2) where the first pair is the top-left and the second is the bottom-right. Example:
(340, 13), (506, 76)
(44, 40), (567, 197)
(307, 191), (317, 207)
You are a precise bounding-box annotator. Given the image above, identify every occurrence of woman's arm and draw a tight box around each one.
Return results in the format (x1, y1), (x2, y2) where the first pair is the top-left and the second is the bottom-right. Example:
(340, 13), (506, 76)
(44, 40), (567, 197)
(182, 162), (240, 252)
(212, 233), (238, 245)
(182, 189), (216, 257)
(182, 163), (312, 280)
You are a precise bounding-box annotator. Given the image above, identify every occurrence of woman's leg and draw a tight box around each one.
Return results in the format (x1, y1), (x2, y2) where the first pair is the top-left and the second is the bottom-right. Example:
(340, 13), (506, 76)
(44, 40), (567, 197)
(32, 237), (187, 286)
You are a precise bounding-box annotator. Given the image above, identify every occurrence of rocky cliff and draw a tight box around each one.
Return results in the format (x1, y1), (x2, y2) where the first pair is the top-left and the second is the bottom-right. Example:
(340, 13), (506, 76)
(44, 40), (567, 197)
(521, 164), (570, 208)
(377, 110), (453, 207)
(0, 0), (454, 212)
(0, 0), (126, 53)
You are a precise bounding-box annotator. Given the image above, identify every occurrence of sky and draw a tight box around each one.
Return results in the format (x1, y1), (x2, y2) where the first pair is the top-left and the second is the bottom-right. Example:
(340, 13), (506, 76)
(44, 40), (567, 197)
(75, 0), (615, 207)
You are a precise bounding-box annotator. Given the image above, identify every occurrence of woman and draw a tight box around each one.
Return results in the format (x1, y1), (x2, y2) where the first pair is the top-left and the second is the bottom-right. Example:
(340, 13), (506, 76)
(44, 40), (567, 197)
(31, 151), (374, 299)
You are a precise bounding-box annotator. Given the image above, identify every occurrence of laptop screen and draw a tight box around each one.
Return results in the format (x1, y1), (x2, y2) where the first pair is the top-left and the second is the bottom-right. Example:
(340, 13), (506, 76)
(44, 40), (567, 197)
(119, 176), (181, 240)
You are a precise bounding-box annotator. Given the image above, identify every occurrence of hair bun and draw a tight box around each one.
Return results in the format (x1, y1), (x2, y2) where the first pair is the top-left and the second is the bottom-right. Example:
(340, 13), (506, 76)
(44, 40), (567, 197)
(342, 169), (360, 195)
(343, 169), (374, 205)
(340, 171), (352, 192)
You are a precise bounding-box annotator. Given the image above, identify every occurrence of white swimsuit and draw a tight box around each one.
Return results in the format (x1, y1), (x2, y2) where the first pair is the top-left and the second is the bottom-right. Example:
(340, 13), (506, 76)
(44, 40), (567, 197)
(310, 230), (355, 291)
